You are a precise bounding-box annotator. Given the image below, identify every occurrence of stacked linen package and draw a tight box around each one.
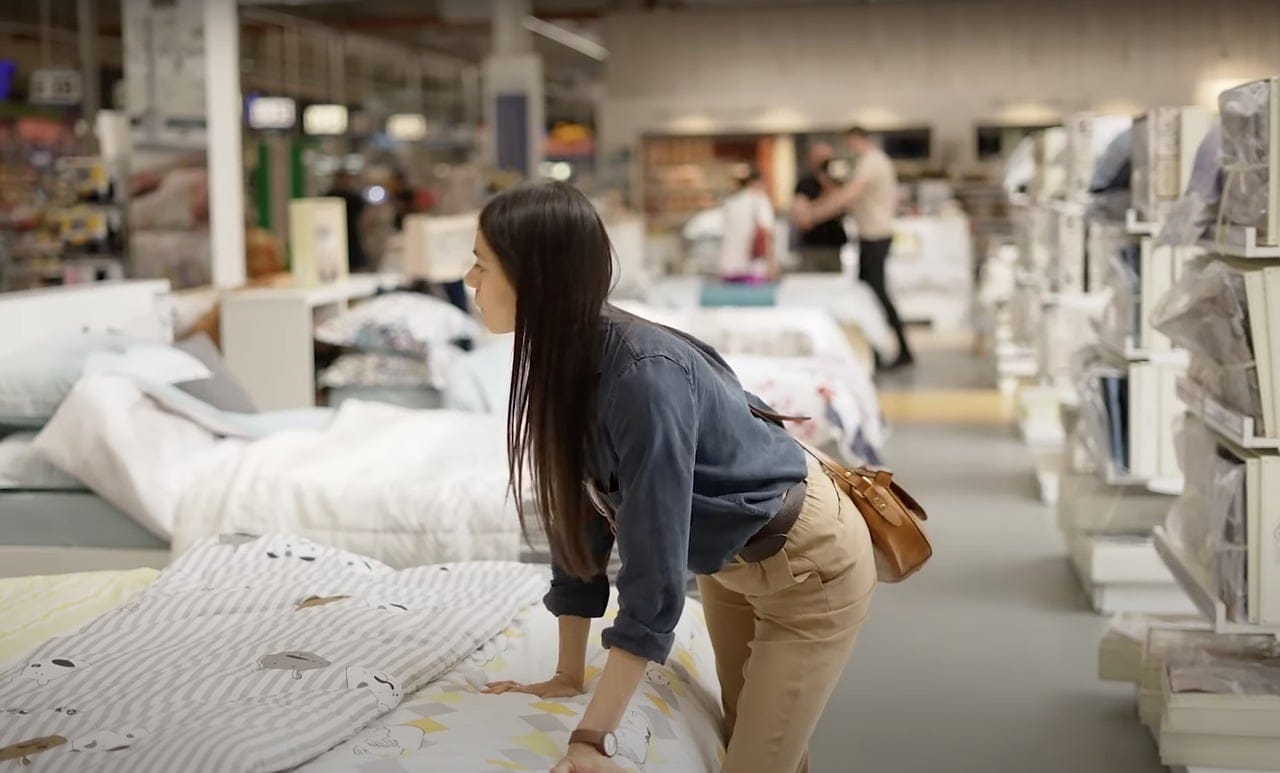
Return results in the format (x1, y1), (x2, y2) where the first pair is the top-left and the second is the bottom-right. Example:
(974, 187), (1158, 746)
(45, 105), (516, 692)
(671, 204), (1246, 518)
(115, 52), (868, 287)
(1155, 631), (1280, 771)
(1058, 347), (1191, 615)
(315, 292), (482, 410)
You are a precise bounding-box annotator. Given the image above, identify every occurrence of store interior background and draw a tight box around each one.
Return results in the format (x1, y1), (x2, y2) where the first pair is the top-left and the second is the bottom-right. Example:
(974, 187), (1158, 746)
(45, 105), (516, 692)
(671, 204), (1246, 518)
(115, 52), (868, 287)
(3, 1), (1280, 771)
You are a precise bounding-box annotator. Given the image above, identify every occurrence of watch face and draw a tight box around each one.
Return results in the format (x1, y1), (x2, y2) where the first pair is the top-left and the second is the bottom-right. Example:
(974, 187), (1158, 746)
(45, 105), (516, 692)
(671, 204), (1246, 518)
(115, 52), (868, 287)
(602, 732), (618, 758)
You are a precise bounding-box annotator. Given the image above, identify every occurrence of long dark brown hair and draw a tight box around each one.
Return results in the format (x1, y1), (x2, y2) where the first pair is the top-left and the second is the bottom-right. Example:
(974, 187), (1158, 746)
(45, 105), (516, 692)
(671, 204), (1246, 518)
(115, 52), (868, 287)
(478, 181), (614, 579)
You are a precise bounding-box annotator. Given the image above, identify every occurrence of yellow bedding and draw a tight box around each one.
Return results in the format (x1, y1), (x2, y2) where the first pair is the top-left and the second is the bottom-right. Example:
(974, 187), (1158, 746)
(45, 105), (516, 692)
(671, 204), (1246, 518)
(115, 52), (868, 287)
(0, 567), (158, 668)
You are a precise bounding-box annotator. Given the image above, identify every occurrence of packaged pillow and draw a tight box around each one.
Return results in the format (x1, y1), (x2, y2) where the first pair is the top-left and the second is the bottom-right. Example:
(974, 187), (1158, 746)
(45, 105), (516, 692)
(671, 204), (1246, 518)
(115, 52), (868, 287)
(0, 333), (211, 428)
(315, 292), (481, 357)
(319, 353), (432, 389)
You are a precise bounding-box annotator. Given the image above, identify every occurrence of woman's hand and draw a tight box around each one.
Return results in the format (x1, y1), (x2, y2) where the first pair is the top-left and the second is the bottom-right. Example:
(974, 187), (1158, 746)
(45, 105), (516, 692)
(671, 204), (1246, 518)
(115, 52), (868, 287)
(550, 743), (628, 773)
(482, 672), (583, 698)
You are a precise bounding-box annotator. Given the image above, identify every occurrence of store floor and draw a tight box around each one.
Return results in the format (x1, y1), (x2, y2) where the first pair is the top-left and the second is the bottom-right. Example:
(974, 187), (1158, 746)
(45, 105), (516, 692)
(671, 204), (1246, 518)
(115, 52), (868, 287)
(808, 335), (1163, 773)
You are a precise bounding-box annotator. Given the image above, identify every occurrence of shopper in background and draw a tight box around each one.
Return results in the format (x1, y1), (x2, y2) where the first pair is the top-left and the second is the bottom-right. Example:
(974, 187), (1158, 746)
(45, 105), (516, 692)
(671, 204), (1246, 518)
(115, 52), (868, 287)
(474, 181), (876, 773)
(790, 142), (847, 272)
(810, 126), (914, 369)
(324, 170), (372, 273)
(719, 164), (776, 281)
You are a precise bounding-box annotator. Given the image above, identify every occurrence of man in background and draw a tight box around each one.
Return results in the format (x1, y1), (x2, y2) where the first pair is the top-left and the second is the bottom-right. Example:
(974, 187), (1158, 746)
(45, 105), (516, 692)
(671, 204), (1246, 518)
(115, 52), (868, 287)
(808, 126), (914, 369)
(325, 171), (371, 273)
(790, 142), (847, 272)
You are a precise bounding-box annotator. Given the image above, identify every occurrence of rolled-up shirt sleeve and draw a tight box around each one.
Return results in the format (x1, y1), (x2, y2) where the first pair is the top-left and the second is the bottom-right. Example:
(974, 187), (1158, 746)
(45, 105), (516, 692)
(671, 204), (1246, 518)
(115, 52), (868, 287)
(544, 511), (615, 619)
(600, 356), (697, 664)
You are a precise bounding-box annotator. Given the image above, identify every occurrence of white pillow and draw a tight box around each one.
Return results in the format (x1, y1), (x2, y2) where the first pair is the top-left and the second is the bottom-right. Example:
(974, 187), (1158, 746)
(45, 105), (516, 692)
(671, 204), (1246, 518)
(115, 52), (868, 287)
(315, 292), (481, 356)
(0, 334), (211, 428)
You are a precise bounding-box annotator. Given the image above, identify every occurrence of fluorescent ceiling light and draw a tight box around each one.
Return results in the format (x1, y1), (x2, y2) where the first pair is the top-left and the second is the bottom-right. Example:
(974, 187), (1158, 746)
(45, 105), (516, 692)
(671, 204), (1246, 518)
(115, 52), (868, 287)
(387, 113), (428, 141)
(522, 16), (607, 61)
(248, 96), (297, 130)
(304, 104), (349, 136)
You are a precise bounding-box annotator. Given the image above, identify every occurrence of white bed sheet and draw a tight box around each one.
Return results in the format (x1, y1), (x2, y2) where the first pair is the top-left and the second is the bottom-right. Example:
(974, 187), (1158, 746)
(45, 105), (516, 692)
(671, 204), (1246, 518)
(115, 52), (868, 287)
(0, 433), (83, 490)
(303, 600), (724, 773)
(643, 274), (894, 358)
(34, 376), (523, 566)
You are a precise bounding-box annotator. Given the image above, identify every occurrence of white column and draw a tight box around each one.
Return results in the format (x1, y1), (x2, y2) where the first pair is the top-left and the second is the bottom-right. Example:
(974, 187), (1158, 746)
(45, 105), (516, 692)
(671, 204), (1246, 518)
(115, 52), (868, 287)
(203, 0), (246, 288)
(483, 0), (543, 178)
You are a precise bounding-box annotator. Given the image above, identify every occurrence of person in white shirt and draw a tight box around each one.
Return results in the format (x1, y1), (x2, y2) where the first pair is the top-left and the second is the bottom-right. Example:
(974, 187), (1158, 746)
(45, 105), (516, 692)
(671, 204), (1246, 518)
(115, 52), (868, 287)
(804, 126), (913, 368)
(719, 165), (776, 280)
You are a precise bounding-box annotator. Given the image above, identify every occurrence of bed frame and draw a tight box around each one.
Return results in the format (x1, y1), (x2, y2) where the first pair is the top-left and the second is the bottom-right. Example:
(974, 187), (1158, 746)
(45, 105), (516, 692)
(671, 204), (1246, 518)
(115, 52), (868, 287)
(0, 280), (175, 576)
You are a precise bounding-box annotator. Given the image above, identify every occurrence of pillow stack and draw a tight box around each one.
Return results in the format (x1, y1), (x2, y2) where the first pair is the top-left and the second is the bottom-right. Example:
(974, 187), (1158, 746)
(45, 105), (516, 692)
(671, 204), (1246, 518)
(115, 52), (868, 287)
(315, 292), (482, 403)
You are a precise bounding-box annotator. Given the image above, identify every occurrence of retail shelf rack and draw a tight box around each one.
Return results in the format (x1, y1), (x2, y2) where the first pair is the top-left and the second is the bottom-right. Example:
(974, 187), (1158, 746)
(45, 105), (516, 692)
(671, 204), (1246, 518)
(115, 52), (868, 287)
(1153, 526), (1280, 636)
(1177, 378), (1280, 451)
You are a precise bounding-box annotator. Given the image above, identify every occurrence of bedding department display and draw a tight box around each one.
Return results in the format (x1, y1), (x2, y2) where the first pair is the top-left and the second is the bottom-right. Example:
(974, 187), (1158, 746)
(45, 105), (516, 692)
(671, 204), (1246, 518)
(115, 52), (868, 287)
(0, 537), (548, 772)
(0, 558), (725, 773)
(33, 375), (524, 566)
(445, 306), (886, 464)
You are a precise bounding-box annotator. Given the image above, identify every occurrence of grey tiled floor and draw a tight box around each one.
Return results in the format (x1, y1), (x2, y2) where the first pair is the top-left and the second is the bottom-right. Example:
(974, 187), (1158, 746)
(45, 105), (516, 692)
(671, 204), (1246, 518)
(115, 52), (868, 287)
(808, 389), (1163, 771)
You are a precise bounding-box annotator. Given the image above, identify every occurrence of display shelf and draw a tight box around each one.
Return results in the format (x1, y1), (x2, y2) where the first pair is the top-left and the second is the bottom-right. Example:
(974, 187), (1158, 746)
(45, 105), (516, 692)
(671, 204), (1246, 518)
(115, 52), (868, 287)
(1172, 762), (1269, 767)
(1070, 532), (1178, 585)
(1147, 476), (1185, 496)
(1177, 378), (1280, 451)
(1032, 447), (1061, 507)
(1152, 526), (1280, 637)
(1201, 226), (1280, 260)
(1100, 337), (1191, 367)
(1126, 208), (1158, 236)
(1041, 290), (1108, 314)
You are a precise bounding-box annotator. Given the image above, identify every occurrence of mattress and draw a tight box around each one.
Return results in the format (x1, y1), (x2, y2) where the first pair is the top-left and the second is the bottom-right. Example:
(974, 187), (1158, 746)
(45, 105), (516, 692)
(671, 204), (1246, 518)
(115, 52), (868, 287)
(0, 490), (166, 549)
(0, 562), (722, 772)
(303, 601), (724, 772)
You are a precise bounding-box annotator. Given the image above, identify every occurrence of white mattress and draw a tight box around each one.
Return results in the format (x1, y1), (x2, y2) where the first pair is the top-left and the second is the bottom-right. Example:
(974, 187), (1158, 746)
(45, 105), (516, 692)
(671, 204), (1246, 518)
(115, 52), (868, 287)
(302, 601), (724, 772)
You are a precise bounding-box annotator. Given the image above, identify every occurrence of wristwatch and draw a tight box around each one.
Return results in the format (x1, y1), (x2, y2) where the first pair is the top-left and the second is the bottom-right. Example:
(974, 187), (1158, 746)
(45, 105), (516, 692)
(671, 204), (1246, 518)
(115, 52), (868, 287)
(569, 729), (618, 758)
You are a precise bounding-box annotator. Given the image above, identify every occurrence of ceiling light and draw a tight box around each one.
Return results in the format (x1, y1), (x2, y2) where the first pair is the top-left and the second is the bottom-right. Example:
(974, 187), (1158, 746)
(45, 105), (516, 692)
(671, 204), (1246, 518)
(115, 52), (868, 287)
(387, 113), (428, 142)
(247, 96), (296, 131)
(523, 16), (608, 61)
(304, 104), (349, 136)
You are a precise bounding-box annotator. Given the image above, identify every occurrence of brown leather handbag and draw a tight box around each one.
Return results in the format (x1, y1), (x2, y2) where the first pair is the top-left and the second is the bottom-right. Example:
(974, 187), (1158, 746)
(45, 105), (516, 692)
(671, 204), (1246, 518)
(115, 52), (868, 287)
(750, 405), (933, 583)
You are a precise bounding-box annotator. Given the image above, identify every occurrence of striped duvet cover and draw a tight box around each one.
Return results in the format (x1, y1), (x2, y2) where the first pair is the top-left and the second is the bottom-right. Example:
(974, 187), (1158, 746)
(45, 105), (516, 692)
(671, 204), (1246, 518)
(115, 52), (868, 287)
(0, 536), (547, 772)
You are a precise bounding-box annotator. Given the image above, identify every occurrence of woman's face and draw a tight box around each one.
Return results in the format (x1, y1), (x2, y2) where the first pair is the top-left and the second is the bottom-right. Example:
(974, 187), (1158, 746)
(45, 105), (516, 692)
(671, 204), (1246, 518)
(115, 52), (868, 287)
(465, 230), (518, 334)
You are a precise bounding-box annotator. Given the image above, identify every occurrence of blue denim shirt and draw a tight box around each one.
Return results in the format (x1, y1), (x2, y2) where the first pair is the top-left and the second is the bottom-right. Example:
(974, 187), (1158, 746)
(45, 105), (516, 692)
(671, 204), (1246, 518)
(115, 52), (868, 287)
(543, 309), (807, 663)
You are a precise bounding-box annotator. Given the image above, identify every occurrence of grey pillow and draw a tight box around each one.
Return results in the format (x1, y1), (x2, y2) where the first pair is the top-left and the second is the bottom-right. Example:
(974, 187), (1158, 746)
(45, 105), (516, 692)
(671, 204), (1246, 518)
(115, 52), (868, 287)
(175, 334), (258, 413)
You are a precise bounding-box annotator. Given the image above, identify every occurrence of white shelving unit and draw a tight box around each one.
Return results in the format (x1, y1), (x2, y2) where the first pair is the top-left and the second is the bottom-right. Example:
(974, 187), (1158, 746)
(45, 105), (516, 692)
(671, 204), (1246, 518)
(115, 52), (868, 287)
(1126, 208), (1158, 236)
(221, 273), (403, 410)
(1201, 228), (1280, 260)
(1177, 378), (1280, 451)
(1153, 526), (1280, 636)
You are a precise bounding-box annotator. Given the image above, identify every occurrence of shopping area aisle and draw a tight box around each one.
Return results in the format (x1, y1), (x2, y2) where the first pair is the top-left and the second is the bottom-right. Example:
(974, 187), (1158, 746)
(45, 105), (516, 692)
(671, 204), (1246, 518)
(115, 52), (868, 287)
(810, 337), (1164, 772)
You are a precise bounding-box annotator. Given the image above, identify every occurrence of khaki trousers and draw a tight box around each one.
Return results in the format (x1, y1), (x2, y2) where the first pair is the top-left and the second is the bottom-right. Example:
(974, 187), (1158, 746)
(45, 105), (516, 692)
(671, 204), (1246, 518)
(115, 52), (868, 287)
(697, 453), (877, 773)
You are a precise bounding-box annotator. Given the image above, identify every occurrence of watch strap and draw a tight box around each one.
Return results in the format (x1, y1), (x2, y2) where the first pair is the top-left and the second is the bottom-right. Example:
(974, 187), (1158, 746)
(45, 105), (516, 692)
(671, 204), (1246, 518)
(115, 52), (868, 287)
(568, 729), (614, 758)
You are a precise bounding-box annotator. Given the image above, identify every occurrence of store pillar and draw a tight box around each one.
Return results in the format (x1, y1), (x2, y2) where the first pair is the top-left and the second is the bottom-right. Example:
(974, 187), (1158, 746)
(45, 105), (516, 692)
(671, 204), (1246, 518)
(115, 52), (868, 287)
(483, 0), (544, 180)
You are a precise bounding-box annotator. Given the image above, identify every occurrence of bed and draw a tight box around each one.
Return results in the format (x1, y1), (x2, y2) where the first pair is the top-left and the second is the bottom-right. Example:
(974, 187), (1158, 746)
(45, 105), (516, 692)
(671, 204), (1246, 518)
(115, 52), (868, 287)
(0, 282), (176, 577)
(445, 307), (887, 464)
(0, 544), (724, 772)
(0, 281), (526, 577)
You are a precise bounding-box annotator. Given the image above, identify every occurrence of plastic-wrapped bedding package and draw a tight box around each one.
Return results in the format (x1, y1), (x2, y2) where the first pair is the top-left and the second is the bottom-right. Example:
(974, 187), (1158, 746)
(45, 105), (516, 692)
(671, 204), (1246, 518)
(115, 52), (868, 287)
(1167, 649), (1280, 697)
(318, 353), (432, 389)
(1208, 455), (1248, 623)
(1089, 127), (1132, 221)
(1099, 248), (1141, 353)
(1166, 416), (1218, 570)
(1153, 258), (1264, 422)
(1071, 346), (1127, 474)
(1156, 121), (1223, 248)
(1218, 79), (1273, 235)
